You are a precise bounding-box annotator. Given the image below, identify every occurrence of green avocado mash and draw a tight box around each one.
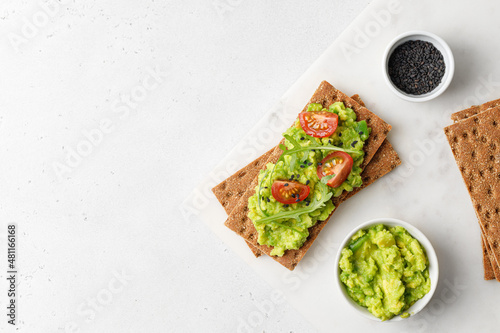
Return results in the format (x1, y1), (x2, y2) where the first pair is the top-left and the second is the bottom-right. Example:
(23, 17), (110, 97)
(339, 224), (431, 321)
(247, 102), (371, 256)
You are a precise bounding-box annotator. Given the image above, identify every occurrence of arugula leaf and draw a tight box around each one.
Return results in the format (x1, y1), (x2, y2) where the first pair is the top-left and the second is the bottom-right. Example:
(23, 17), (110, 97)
(355, 120), (369, 141)
(254, 182), (333, 228)
(320, 174), (336, 184)
(282, 134), (361, 156)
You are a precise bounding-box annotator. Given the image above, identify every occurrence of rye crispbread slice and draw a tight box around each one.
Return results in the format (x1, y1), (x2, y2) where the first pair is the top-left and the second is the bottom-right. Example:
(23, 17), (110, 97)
(482, 234), (496, 280)
(453, 101), (500, 281)
(222, 81), (393, 270)
(212, 94), (399, 259)
(444, 107), (500, 275)
(451, 98), (500, 122)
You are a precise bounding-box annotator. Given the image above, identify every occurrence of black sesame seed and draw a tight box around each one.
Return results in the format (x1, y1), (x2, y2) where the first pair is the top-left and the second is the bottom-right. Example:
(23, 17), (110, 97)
(267, 198), (270, 202)
(328, 140), (332, 144)
(359, 131), (363, 135)
(284, 183), (289, 187)
(338, 133), (342, 137)
(351, 140), (358, 147)
(300, 137), (304, 140)
(306, 180), (310, 185)
(307, 162), (312, 166)
(283, 204), (289, 208)
(388, 40), (445, 95)
(300, 165), (305, 168)
(318, 162), (322, 166)
(290, 175), (294, 180)
(296, 198), (300, 202)
(306, 203), (310, 206)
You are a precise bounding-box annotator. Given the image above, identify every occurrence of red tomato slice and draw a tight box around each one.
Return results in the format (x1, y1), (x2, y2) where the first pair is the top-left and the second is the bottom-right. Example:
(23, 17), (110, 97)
(299, 111), (338, 138)
(271, 180), (310, 205)
(317, 151), (353, 188)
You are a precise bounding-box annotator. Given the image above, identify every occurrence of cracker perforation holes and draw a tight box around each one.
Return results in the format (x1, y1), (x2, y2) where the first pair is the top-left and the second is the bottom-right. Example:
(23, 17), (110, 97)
(460, 165), (466, 173)
(366, 117), (372, 124)
(238, 226), (245, 234)
(237, 190), (244, 197)
(222, 201), (228, 207)
(462, 132), (468, 139)
(453, 136), (458, 143)
(496, 207), (500, 214)
(477, 204), (482, 212)
(490, 143), (497, 151)
(479, 170), (484, 177)
(471, 151), (476, 158)
(494, 241), (498, 249)
(472, 128), (478, 136)
(254, 160), (260, 167)
(243, 206), (249, 212)
(469, 185), (473, 192)
(248, 233), (254, 240)
(485, 223), (489, 229)
(374, 134), (379, 142)
(486, 211), (491, 219)
(220, 182), (227, 190)
(493, 120), (498, 127)
(480, 136), (487, 143)
(473, 117), (479, 124)
(487, 188), (493, 196)
(238, 171), (247, 178)
(490, 155), (495, 161)
(226, 191), (233, 197)
(489, 166), (494, 173)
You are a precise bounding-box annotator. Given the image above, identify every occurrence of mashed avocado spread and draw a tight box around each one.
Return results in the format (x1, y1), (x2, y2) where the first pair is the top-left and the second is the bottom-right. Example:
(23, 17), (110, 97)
(247, 102), (370, 256)
(339, 224), (431, 321)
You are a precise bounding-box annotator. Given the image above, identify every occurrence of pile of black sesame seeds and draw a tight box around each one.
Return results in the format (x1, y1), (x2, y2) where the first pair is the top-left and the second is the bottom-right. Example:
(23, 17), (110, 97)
(388, 40), (445, 95)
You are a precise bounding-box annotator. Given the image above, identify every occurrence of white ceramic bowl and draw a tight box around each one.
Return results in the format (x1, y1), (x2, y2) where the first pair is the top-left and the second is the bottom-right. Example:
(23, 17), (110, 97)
(382, 30), (454, 102)
(334, 218), (439, 322)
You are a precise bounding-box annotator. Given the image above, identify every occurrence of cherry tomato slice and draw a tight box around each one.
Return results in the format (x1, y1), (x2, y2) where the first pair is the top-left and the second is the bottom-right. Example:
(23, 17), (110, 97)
(317, 151), (353, 188)
(299, 111), (338, 138)
(271, 180), (310, 205)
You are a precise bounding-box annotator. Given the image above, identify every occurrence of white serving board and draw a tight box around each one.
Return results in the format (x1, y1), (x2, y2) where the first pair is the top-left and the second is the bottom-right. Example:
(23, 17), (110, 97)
(183, 0), (500, 331)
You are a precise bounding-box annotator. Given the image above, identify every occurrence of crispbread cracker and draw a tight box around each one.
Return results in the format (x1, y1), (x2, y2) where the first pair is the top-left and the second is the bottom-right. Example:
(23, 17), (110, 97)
(223, 81), (393, 270)
(451, 100), (500, 280)
(451, 98), (500, 122)
(482, 236), (495, 280)
(444, 106), (500, 271)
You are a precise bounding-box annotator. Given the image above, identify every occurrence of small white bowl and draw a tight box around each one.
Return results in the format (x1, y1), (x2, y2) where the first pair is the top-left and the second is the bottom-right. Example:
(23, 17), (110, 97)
(334, 218), (439, 322)
(382, 31), (454, 102)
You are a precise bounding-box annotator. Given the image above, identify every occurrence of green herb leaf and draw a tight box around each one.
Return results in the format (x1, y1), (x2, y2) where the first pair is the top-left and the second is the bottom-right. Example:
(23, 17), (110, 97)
(355, 120), (369, 141)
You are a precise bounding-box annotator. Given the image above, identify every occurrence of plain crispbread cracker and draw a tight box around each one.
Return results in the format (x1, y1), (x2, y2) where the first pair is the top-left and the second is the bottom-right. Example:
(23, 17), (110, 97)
(212, 94), (400, 259)
(223, 81), (393, 270)
(450, 99), (500, 281)
(444, 106), (500, 274)
(451, 98), (500, 123)
(482, 236), (495, 280)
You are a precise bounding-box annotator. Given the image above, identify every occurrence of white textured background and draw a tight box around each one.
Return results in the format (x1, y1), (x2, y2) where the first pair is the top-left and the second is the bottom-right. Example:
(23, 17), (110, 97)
(0, 0), (370, 332)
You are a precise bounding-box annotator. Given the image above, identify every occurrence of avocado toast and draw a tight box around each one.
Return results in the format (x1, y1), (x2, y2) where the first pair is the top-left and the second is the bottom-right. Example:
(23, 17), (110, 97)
(213, 94), (400, 259)
(216, 81), (397, 270)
